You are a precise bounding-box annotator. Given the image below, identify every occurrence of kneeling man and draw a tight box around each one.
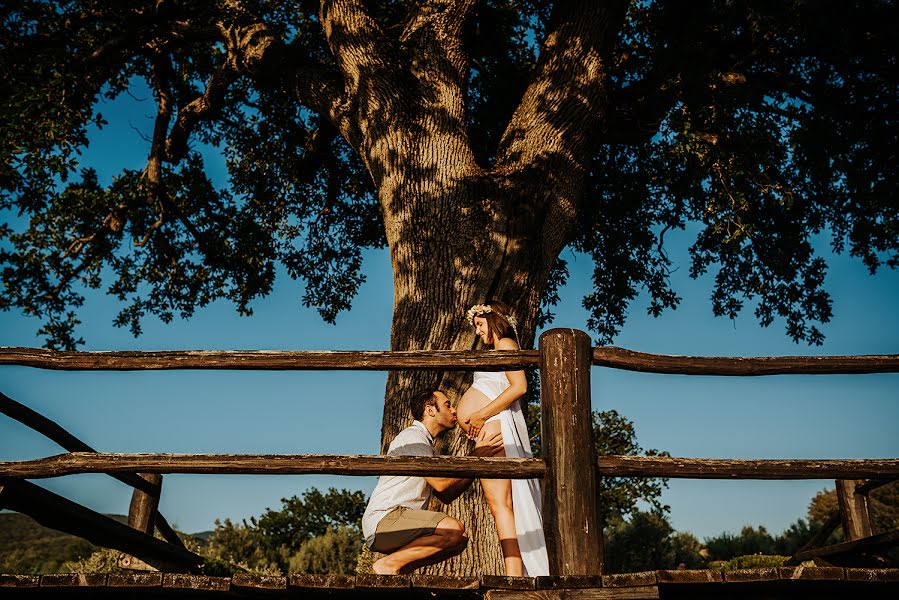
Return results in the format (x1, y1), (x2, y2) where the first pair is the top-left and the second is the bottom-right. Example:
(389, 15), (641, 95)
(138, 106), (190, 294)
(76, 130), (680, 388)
(362, 389), (503, 574)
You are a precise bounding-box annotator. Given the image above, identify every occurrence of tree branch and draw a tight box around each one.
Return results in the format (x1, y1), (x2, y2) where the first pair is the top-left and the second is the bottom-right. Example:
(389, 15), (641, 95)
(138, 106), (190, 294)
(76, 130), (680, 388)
(493, 0), (629, 256)
(497, 0), (629, 172)
(399, 0), (479, 123)
(164, 63), (236, 162)
(318, 0), (402, 126)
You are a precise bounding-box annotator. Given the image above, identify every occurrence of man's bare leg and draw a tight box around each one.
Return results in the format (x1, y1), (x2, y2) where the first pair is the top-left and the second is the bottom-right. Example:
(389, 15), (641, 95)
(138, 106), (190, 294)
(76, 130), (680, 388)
(372, 517), (467, 575)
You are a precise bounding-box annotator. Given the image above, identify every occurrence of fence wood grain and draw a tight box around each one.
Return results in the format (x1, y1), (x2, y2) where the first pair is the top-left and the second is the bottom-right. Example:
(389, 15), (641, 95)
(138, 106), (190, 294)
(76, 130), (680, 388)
(592, 347), (899, 375)
(540, 329), (603, 576)
(596, 456), (899, 479)
(5, 454), (897, 481)
(0, 347), (538, 371)
(0, 453), (546, 479)
(3, 346), (897, 375)
(837, 479), (874, 540)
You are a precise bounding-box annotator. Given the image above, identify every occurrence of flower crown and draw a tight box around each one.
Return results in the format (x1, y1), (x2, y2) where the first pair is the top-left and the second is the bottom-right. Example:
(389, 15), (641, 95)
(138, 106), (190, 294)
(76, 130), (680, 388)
(466, 304), (493, 322)
(466, 303), (518, 336)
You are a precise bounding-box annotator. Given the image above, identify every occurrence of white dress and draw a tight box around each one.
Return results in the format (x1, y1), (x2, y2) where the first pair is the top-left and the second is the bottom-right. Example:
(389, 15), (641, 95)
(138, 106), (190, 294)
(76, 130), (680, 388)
(471, 371), (550, 576)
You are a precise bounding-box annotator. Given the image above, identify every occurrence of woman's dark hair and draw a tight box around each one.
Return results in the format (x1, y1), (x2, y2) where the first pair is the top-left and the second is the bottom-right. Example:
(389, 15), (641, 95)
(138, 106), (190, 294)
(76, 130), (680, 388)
(474, 299), (517, 345)
(410, 389), (440, 421)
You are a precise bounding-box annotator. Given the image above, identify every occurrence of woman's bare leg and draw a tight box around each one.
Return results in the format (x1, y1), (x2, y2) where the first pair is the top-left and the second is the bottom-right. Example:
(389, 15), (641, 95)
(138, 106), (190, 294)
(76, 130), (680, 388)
(480, 421), (522, 576)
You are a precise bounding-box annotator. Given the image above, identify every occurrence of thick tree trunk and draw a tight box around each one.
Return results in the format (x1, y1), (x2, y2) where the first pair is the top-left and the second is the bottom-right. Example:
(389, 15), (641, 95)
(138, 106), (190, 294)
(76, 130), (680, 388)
(377, 168), (560, 575)
(313, 0), (623, 576)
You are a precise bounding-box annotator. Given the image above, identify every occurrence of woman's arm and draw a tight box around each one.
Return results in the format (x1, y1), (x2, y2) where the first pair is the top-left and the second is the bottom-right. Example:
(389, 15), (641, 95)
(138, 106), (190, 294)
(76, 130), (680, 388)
(465, 337), (527, 438)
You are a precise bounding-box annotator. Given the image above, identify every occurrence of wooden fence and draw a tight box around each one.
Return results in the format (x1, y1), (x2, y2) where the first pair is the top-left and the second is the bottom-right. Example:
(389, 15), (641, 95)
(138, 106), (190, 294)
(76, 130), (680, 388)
(1, 328), (898, 576)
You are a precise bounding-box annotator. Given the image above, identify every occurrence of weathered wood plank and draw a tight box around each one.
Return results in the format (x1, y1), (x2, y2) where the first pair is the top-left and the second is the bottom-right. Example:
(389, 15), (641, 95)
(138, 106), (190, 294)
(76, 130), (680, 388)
(540, 329), (602, 577)
(536, 576), (603, 589)
(0, 347), (538, 371)
(592, 347), (899, 375)
(162, 574), (230, 591)
(231, 573), (287, 591)
(411, 575), (480, 589)
(486, 589), (660, 600)
(39, 573), (107, 587)
(127, 473), (162, 535)
(778, 566), (845, 580)
(793, 528), (899, 561)
(845, 568), (899, 582)
(722, 568), (780, 582)
(7, 453), (897, 482)
(106, 572), (163, 588)
(480, 576), (537, 590)
(0, 478), (203, 572)
(0, 452), (545, 479)
(596, 456), (899, 479)
(0, 391), (185, 548)
(656, 569), (723, 584)
(837, 479), (874, 540)
(601, 572), (657, 588)
(354, 573), (410, 588)
(0, 574), (39, 588)
(289, 574), (355, 589)
(5, 345), (896, 375)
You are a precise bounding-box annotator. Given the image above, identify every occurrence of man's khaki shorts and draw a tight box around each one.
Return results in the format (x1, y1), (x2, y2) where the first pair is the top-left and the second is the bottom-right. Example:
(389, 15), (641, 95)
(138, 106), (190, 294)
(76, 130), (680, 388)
(370, 507), (448, 553)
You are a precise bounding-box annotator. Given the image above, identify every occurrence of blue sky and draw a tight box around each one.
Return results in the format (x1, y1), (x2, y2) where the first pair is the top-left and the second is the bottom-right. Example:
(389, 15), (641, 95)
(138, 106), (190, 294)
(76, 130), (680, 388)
(1, 83), (897, 543)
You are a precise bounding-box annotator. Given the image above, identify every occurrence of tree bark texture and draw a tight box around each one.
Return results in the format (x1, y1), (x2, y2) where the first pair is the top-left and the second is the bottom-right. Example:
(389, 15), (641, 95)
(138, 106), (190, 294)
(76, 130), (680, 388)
(346, 0), (627, 573)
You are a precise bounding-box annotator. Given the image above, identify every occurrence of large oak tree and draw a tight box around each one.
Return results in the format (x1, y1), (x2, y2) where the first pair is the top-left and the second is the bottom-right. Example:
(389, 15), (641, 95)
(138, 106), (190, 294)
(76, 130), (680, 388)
(2, 0), (897, 574)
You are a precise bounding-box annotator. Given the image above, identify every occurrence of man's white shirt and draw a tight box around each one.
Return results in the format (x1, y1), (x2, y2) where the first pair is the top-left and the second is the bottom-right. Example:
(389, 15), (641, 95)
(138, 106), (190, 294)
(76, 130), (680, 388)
(361, 420), (436, 548)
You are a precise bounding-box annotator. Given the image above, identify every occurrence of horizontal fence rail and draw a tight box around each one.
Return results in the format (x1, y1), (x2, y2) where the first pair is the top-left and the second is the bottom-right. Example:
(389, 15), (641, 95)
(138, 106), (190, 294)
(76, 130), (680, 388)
(0, 347), (540, 371)
(4, 453), (898, 481)
(3, 346), (898, 375)
(592, 347), (899, 376)
(596, 456), (899, 480)
(0, 453), (546, 479)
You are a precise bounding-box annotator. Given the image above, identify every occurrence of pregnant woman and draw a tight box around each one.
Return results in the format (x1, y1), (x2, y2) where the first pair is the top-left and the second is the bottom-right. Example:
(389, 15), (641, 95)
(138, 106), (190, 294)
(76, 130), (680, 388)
(456, 300), (548, 576)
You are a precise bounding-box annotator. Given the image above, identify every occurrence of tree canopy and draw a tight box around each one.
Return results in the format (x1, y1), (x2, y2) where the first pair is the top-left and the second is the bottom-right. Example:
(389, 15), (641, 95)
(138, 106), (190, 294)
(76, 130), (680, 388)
(2, 0), (896, 349)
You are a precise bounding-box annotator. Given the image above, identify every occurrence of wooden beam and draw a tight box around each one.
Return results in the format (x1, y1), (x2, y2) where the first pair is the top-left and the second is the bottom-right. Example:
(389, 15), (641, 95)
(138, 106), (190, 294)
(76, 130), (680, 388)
(0, 347), (538, 371)
(592, 347), (899, 375)
(5, 453), (897, 481)
(540, 329), (603, 576)
(3, 345), (898, 375)
(0, 391), (185, 548)
(786, 511), (841, 565)
(127, 473), (162, 535)
(0, 452), (546, 479)
(0, 478), (202, 572)
(837, 479), (874, 540)
(595, 456), (899, 479)
(856, 477), (898, 495)
(793, 529), (899, 561)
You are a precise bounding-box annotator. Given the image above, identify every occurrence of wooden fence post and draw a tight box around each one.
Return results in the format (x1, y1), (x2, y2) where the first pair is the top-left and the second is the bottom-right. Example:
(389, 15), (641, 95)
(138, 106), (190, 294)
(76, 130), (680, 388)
(836, 479), (873, 540)
(119, 473), (163, 571)
(539, 328), (602, 576)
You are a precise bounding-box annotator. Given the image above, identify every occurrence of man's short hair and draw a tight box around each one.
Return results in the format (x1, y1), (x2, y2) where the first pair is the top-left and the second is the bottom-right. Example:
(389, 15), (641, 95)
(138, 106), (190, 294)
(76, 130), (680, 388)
(410, 389), (440, 421)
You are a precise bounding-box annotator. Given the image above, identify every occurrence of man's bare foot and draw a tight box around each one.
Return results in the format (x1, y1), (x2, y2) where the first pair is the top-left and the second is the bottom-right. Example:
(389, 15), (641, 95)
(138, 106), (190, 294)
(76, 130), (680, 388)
(371, 557), (400, 575)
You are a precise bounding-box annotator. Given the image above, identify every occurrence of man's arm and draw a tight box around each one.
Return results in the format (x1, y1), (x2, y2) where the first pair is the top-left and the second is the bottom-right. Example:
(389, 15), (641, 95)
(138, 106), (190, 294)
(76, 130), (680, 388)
(425, 431), (504, 504)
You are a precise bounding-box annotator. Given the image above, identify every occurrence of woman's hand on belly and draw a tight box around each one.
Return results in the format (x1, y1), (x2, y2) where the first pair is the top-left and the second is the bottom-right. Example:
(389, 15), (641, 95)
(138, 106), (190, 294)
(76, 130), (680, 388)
(457, 387), (490, 437)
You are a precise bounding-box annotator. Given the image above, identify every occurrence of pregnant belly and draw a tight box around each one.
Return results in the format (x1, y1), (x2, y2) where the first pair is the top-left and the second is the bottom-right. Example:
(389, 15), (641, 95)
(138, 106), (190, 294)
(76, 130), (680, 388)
(456, 387), (491, 435)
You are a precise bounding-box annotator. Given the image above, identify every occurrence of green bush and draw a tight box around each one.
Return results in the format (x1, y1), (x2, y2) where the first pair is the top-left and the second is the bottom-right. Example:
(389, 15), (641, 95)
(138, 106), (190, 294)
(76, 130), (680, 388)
(59, 548), (122, 573)
(288, 526), (363, 575)
(709, 554), (789, 571)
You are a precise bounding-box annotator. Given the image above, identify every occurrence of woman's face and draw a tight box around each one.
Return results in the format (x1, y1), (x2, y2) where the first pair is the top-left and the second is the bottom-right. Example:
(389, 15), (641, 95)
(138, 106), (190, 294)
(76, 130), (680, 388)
(473, 316), (492, 344)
